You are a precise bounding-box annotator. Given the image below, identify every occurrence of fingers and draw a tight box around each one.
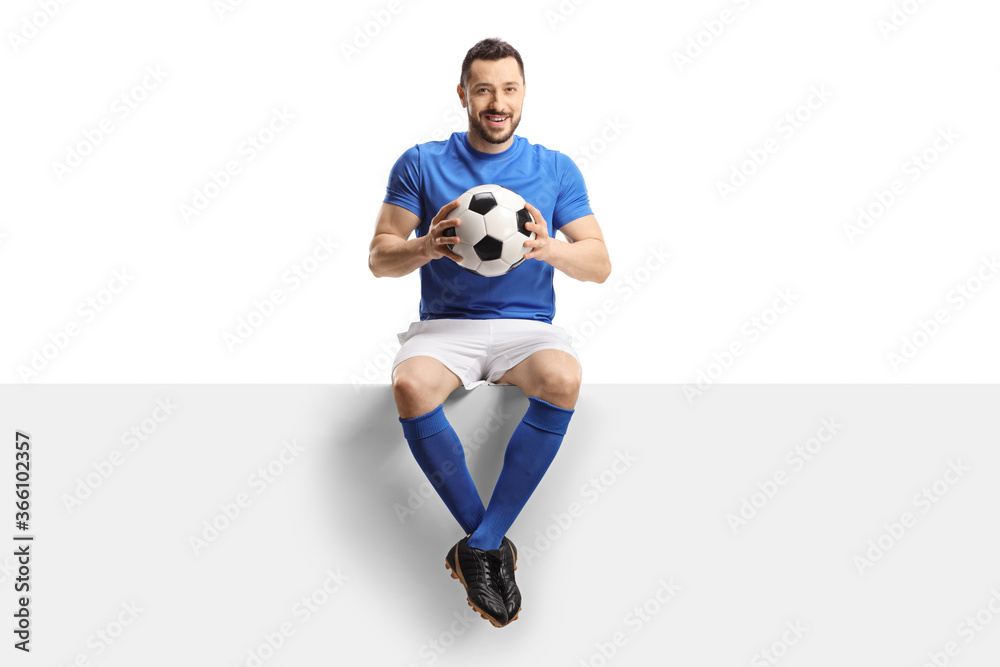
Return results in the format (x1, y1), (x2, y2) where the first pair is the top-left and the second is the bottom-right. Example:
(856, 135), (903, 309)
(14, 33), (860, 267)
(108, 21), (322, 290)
(433, 232), (460, 246)
(431, 236), (462, 262)
(523, 204), (548, 237)
(429, 220), (461, 260)
(525, 220), (547, 238)
(430, 208), (462, 252)
(425, 199), (467, 262)
(436, 218), (460, 243)
(522, 234), (545, 259)
(522, 229), (547, 248)
(432, 199), (461, 224)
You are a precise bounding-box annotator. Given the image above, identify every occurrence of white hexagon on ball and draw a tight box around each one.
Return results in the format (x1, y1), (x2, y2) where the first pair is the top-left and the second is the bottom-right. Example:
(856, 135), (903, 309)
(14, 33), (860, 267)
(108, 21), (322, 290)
(456, 210), (487, 245)
(476, 258), (509, 278)
(500, 233), (530, 267)
(452, 244), (481, 272)
(492, 187), (527, 214)
(482, 207), (517, 241)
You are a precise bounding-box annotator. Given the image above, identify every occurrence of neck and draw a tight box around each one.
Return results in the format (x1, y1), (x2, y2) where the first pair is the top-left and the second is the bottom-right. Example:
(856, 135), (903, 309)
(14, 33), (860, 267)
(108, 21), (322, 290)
(466, 129), (514, 154)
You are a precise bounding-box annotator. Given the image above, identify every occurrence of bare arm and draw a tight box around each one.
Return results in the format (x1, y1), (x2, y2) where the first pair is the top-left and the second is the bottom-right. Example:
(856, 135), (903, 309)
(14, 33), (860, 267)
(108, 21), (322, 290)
(368, 201), (463, 278)
(522, 207), (612, 284)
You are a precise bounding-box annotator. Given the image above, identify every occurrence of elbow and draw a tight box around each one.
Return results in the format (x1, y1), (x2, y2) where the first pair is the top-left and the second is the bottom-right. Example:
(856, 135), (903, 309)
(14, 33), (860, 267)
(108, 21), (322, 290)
(368, 239), (388, 278)
(595, 258), (612, 284)
(368, 253), (383, 278)
(591, 240), (611, 284)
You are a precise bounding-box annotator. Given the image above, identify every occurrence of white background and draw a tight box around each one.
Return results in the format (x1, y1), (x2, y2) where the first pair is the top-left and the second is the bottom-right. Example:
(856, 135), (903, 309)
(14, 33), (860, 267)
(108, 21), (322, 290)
(2, 0), (998, 384)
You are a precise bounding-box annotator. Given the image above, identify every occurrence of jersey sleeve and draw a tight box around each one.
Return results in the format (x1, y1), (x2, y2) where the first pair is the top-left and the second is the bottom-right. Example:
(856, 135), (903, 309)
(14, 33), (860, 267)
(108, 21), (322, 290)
(383, 145), (424, 221)
(551, 152), (593, 231)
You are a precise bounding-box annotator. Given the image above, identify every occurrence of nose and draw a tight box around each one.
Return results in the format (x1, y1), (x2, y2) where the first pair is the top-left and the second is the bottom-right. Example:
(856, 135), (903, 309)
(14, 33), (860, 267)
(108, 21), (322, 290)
(490, 89), (504, 110)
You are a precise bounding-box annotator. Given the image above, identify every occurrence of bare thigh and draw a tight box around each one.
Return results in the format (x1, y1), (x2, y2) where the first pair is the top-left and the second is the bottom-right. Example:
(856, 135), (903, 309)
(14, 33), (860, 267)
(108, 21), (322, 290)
(391, 355), (464, 419)
(496, 349), (582, 409)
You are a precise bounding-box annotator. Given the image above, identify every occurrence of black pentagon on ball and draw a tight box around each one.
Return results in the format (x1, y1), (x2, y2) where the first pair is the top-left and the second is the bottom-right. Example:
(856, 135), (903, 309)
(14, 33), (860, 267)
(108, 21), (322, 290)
(474, 235), (504, 261)
(469, 193), (498, 215)
(516, 208), (533, 236)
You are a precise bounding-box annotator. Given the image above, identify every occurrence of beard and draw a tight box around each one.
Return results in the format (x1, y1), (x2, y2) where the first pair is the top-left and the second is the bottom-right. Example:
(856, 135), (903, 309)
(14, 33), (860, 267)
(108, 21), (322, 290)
(468, 108), (521, 145)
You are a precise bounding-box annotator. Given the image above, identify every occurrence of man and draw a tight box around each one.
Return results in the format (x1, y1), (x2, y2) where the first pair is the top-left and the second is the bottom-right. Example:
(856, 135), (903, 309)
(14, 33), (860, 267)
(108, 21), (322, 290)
(368, 38), (610, 628)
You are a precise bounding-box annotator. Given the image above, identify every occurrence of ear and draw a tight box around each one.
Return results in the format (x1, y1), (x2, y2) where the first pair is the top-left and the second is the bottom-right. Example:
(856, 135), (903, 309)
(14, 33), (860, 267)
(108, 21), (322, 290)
(456, 84), (467, 108)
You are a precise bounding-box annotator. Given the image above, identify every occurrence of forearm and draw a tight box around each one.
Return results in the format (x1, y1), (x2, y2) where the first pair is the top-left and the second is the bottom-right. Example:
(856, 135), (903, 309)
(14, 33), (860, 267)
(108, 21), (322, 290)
(545, 237), (611, 283)
(369, 233), (432, 278)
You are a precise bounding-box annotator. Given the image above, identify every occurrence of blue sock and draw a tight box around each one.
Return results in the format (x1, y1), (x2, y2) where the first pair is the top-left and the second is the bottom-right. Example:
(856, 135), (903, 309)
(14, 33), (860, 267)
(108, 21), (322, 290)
(467, 397), (574, 551)
(399, 404), (485, 535)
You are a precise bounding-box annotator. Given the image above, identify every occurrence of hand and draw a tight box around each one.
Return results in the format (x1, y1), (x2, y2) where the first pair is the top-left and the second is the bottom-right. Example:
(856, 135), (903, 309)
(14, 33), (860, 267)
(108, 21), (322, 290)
(424, 199), (463, 263)
(521, 203), (555, 263)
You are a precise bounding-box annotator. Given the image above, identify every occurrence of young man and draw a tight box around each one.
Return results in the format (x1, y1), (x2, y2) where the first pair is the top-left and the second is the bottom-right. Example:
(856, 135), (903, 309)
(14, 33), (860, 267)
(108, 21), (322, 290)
(368, 38), (610, 628)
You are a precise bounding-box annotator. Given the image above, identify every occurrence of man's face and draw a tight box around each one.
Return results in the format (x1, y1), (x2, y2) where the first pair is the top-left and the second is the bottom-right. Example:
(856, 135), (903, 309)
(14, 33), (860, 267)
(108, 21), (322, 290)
(460, 57), (525, 146)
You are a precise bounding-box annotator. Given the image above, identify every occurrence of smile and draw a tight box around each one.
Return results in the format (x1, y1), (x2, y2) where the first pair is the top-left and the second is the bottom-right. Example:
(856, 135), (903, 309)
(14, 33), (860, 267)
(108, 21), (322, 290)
(484, 114), (509, 127)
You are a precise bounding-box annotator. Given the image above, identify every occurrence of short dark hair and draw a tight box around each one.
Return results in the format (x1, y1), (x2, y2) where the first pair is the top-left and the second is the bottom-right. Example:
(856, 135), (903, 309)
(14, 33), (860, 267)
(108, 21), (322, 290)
(460, 38), (524, 91)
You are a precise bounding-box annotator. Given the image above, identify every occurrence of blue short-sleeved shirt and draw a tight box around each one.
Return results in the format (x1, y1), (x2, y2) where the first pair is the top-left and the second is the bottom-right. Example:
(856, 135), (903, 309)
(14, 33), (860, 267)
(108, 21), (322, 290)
(383, 131), (593, 324)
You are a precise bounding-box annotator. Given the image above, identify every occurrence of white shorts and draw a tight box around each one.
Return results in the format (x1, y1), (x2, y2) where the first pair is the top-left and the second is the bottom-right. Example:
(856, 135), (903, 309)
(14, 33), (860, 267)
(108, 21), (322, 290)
(391, 318), (581, 390)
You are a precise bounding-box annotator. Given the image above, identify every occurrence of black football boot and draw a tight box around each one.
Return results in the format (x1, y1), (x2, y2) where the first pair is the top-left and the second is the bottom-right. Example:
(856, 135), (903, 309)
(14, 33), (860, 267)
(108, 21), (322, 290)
(445, 536), (508, 627)
(494, 536), (521, 625)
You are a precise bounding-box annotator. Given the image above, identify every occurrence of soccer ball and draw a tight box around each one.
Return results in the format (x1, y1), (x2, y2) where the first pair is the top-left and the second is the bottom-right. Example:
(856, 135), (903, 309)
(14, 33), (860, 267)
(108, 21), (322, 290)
(442, 184), (535, 277)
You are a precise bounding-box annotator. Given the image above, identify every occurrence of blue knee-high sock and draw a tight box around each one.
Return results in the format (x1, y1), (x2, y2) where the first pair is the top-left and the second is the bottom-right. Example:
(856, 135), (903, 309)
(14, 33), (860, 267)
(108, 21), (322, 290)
(467, 397), (574, 551)
(399, 404), (485, 535)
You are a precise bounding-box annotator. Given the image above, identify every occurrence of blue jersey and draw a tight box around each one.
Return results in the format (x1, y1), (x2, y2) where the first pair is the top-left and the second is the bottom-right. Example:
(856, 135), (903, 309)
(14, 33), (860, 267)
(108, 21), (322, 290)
(383, 131), (593, 324)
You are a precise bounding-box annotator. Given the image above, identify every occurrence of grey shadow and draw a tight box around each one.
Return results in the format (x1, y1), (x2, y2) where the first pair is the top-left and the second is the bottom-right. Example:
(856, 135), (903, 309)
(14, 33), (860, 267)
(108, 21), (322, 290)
(325, 384), (528, 636)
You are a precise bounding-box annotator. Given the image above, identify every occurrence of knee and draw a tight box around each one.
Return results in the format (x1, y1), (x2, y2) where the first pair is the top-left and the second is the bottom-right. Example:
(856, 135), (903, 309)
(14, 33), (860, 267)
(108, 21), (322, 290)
(392, 370), (430, 417)
(535, 359), (582, 409)
(391, 371), (415, 400)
